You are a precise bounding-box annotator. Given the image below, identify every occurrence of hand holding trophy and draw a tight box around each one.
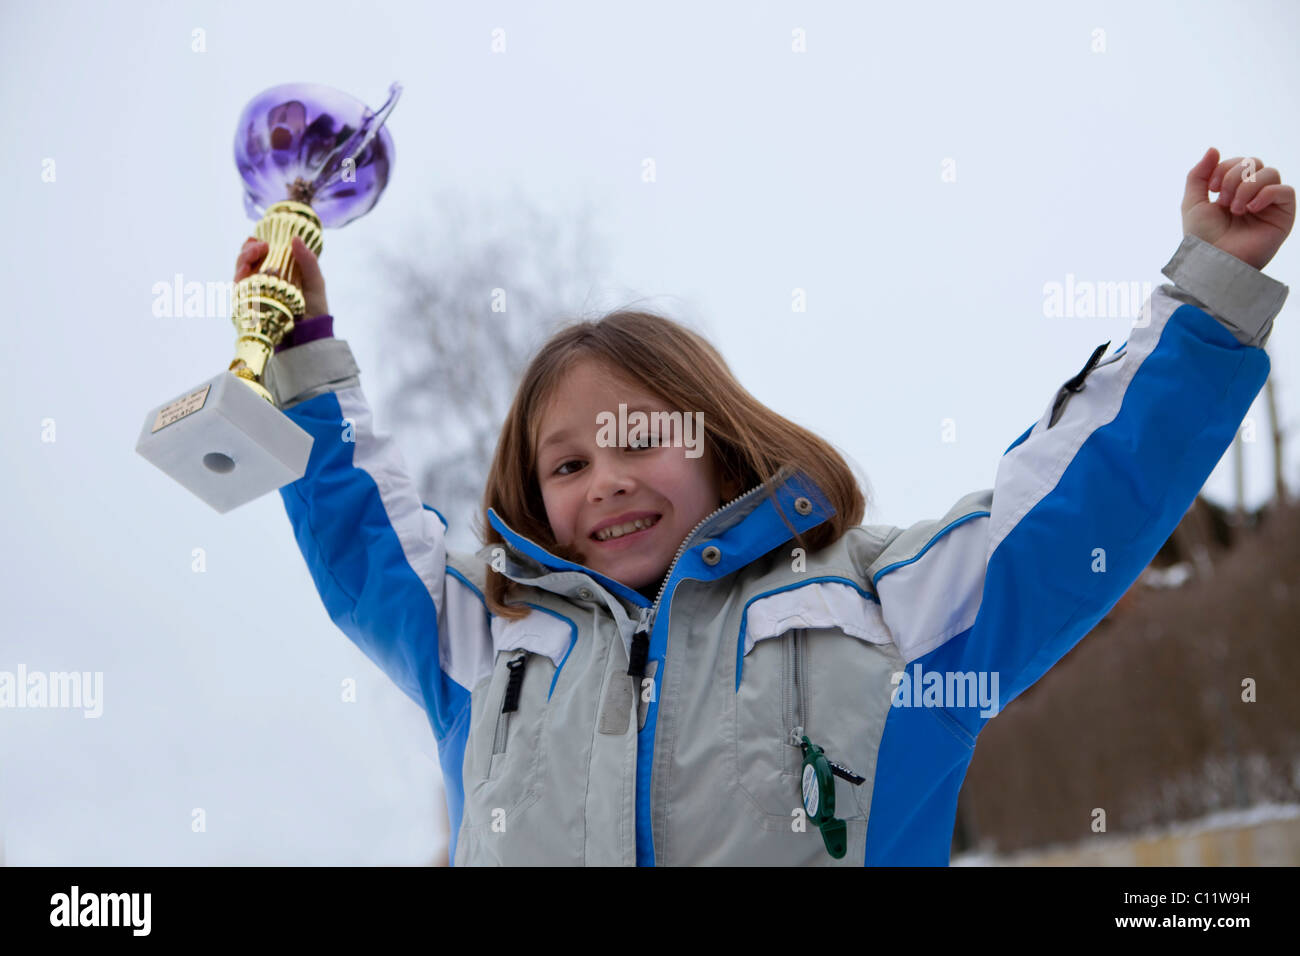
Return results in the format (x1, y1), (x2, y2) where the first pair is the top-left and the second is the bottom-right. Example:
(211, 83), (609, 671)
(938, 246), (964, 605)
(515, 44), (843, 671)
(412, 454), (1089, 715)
(136, 82), (401, 513)
(235, 235), (329, 322)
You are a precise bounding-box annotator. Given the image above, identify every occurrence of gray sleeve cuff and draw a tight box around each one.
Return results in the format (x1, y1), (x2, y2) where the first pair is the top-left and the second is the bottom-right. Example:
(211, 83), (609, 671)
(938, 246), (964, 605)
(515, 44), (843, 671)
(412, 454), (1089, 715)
(1160, 234), (1288, 348)
(262, 337), (361, 409)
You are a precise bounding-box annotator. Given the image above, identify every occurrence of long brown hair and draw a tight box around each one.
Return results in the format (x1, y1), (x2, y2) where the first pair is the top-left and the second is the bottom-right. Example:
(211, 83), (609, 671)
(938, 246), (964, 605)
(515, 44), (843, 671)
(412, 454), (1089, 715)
(475, 309), (867, 620)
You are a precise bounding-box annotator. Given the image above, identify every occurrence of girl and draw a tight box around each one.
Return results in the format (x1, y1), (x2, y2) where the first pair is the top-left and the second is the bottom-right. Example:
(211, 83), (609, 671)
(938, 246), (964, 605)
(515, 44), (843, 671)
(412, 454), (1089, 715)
(241, 147), (1292, 866)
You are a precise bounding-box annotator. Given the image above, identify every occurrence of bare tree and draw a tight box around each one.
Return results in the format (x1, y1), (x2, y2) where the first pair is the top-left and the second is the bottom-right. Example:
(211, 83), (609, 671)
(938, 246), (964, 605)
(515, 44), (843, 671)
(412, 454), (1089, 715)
(1231, 344), (1289, 515)
(370, 187), (612, 552)
(1264, 372), (1289, 505)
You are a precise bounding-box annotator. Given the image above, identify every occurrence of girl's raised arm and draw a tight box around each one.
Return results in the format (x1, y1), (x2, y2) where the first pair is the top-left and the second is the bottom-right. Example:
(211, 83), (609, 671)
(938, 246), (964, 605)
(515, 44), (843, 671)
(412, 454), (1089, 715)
(245, 239), (494, 744)
(866, 233), (1287, 748)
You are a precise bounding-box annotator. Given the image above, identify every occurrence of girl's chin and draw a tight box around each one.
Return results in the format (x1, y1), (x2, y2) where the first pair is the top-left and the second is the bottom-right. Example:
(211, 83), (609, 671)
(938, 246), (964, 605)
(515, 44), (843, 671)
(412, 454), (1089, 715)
(588, 553), (661, 586)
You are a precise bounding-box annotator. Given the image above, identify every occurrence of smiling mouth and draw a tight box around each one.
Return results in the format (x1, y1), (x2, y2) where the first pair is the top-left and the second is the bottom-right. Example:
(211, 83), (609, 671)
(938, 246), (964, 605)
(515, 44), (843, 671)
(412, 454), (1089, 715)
(591, 514), (662, 542)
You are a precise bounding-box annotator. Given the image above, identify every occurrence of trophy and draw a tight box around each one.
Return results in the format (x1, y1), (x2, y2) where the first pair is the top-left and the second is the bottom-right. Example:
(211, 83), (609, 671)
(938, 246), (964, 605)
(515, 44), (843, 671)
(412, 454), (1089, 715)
(136, 81), (401, 513)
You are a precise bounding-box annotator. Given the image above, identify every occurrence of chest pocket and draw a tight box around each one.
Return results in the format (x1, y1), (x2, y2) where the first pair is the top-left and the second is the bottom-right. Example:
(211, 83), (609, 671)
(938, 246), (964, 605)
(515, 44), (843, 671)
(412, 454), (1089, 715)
(459, 609), (574, 834)
(733, 581), (900, 829)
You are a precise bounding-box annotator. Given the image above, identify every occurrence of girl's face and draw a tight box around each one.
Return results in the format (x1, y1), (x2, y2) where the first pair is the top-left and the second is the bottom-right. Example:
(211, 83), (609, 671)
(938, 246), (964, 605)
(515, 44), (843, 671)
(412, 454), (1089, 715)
(535, 358), (739, 591)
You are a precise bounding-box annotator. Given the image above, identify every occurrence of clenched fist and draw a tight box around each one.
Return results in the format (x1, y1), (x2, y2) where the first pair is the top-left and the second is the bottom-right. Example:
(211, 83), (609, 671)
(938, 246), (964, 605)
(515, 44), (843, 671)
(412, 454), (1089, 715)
(1182, 147), (1295, 271)
(232, 234), (330, 320)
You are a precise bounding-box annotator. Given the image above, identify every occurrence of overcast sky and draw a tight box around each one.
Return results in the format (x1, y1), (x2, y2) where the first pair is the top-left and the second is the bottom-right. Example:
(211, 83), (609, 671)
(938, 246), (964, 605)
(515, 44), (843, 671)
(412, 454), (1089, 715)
(3, 0), (1298, 864)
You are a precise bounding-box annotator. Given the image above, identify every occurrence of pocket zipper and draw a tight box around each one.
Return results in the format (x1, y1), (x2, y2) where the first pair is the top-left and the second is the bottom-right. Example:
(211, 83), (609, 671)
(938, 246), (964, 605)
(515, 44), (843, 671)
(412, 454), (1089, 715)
(784, 629), (808, 773)
(492, 653), (528, 756)
(1048, 340), (1111, 428)
(783, 630), (869, 804)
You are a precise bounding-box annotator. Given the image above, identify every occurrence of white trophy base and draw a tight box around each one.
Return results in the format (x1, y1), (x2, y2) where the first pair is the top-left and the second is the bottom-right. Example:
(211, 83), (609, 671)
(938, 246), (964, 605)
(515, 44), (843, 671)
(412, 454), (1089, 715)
(136, 371), (314, 514)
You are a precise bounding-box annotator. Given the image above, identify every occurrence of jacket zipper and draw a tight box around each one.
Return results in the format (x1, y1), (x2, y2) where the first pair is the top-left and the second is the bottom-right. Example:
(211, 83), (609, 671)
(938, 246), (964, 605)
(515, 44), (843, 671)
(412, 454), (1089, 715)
(785, 630), (867, 791)
(627, 478), (773, 679)
(1048, 340), (1111, 428)
(492, 653), (528, 756)
(786, 629), (808, 772)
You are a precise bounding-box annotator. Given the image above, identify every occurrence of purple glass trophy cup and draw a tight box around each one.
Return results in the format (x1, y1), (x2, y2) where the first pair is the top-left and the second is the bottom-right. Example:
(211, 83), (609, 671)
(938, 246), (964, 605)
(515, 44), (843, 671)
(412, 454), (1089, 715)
(136, 82), (401, 513)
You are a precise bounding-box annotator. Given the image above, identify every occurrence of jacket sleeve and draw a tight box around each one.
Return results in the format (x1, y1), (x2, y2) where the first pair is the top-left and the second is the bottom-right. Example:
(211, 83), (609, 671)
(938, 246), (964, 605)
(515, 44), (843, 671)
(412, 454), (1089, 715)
(262, 335), (494, 740)
(866, 235), (1288, 738)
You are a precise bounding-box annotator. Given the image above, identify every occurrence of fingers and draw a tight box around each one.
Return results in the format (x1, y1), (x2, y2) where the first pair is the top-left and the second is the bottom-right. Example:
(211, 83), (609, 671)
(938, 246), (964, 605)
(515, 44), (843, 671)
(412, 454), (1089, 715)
(290, 235), (324, 291)
(1208, 156), (1251, 192)
(1182, 147), (1220, 213)
(1230, 167), (1282, 214)
(1210, 156), (1265, 210)
(1242, 183), (1296, 218)
(234, 236), (268, 282)
(234, 235), (324, 292)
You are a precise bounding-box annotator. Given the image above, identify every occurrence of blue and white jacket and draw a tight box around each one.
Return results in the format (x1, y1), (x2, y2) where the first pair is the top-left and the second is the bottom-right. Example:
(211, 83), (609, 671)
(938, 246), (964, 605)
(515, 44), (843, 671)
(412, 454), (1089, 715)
(263, 235), (1287, 865)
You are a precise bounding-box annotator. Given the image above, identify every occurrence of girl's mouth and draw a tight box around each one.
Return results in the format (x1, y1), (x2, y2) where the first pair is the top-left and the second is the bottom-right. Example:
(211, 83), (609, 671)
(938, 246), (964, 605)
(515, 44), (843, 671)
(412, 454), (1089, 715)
(590, 514), (662, 547)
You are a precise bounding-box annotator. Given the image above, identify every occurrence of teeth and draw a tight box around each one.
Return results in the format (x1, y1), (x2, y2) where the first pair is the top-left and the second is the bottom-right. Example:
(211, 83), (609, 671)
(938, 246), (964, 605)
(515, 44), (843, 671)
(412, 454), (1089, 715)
(595, 515), (660, 541)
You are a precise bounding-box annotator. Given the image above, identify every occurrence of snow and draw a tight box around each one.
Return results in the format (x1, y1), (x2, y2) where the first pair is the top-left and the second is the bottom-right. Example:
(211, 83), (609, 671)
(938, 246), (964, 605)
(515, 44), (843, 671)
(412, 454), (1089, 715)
(951, 802), (1300, 866)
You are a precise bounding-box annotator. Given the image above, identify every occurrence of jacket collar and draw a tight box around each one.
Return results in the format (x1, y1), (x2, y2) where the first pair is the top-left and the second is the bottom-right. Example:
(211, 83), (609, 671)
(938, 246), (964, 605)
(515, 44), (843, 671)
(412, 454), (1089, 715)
(477, 465), (837, 606)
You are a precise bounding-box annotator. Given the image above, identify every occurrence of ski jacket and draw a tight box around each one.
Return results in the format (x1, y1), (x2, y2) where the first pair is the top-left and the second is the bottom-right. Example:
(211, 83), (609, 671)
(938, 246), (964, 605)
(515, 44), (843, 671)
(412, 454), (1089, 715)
(263, 235), (1286, 865)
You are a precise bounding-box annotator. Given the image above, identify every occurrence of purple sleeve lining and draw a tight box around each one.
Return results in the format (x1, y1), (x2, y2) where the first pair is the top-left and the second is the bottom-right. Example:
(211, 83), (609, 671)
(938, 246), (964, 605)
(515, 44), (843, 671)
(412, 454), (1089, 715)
(274, 314), (334, 353)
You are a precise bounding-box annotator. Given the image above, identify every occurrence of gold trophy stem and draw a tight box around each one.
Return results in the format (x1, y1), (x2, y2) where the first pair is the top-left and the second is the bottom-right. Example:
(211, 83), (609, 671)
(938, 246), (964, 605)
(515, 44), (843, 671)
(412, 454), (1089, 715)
(229, 200), (324, 404)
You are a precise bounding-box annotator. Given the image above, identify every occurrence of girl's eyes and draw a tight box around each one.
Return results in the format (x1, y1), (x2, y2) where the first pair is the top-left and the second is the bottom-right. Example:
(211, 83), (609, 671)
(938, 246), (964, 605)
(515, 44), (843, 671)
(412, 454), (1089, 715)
(551, 437), (658, 476)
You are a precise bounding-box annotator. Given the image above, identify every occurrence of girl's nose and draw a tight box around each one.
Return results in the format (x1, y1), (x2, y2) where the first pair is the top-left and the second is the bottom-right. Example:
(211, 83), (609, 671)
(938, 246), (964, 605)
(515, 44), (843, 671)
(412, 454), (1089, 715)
(586, 455), (636, 502)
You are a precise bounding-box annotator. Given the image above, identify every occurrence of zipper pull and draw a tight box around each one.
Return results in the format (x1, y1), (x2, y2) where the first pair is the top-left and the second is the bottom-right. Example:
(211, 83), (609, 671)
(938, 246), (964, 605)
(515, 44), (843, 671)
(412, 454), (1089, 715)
(627, 606), (654, 679)
(501, 654), (527, 713)
(796, 729), (865, 785)
(828, 759), (866, 786)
